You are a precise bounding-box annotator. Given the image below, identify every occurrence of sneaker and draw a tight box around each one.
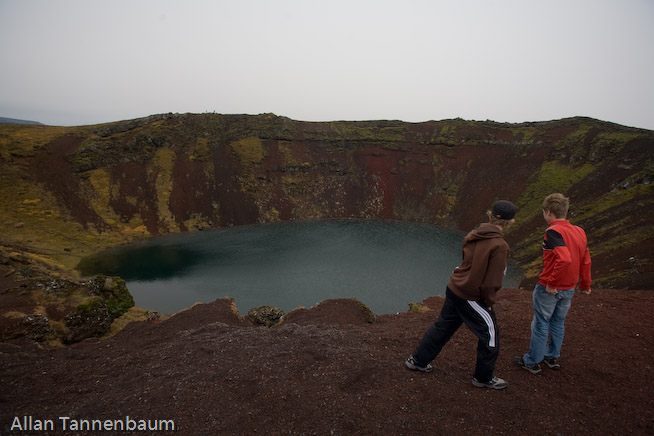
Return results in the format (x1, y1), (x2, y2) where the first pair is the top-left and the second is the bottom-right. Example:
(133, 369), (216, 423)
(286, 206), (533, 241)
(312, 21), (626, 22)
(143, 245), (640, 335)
(514, 356), (543, 375)
(405, 355), (433, 373)
(543, 357), (560, 370)
(472, 375), (508, 390)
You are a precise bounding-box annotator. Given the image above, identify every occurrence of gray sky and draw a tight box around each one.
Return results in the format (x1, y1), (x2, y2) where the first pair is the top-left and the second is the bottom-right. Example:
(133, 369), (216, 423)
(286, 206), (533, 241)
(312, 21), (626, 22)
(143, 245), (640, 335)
(1, 0), (653, 129)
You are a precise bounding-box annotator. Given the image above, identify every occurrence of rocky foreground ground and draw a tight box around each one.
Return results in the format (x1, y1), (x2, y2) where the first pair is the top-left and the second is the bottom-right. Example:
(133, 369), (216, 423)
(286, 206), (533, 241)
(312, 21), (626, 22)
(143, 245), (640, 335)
(1, 288), (653, 435)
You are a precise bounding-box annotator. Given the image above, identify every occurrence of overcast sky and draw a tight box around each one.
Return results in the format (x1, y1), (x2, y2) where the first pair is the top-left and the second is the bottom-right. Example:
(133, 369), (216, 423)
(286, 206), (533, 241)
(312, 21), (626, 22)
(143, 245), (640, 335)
(1, 0), (652, 129)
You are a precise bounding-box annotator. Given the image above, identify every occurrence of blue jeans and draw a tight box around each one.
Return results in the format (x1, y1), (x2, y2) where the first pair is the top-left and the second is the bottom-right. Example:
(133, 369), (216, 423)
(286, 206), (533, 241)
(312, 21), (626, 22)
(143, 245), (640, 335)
(523, 283), (575, 365)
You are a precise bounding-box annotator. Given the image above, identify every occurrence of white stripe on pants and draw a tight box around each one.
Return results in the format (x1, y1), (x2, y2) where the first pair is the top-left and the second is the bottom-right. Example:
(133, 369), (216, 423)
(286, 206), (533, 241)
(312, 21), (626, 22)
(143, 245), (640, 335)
(467, 300), (496, 348)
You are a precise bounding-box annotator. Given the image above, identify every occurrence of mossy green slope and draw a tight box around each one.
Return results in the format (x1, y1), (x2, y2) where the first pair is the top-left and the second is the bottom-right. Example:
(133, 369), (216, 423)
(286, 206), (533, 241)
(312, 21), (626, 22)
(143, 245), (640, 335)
(0, 114), (651, 289)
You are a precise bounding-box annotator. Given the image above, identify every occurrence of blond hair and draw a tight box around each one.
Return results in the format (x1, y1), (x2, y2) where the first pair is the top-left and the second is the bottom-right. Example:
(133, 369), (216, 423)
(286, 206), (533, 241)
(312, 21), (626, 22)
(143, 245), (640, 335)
(487, 212), (514, 229)
(543, 193), (569, 219)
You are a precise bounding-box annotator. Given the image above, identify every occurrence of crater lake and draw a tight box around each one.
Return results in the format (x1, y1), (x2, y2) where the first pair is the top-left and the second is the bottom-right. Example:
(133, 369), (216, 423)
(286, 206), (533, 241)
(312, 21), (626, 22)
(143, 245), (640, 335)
(77, 220), (523, 315)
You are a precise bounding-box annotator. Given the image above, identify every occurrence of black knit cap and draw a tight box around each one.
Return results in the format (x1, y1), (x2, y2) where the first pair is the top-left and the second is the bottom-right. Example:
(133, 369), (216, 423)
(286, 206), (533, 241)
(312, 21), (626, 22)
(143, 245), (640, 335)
(492, 200), (517, 220)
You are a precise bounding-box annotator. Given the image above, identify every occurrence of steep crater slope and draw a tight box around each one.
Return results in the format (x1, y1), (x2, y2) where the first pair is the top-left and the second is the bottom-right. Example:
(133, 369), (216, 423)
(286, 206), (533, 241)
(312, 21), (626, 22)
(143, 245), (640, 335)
(1, 114), (651, 288)
(0, 114), (652, 344)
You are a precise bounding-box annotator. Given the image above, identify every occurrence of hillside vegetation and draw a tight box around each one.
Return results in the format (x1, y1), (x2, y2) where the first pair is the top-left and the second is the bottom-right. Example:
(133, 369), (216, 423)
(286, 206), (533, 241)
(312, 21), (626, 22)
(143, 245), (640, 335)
(0, 113), (652, 291)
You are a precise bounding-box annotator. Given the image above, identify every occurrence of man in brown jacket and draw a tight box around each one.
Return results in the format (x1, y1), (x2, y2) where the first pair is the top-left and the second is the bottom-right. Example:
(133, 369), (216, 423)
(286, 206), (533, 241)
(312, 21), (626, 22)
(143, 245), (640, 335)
(405, 200), (516, 390)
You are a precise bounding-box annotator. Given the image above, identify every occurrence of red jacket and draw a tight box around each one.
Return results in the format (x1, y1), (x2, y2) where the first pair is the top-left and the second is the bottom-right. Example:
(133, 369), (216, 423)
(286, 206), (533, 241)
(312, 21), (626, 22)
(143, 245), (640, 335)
(538, 219), (592, 290)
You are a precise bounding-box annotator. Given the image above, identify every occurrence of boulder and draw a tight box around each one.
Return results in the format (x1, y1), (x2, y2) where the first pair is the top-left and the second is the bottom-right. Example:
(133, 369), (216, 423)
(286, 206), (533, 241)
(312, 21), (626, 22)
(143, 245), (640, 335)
(248, 305), (285, 327)
(64, 297), (112, 343)
(88, 275), (135, 319)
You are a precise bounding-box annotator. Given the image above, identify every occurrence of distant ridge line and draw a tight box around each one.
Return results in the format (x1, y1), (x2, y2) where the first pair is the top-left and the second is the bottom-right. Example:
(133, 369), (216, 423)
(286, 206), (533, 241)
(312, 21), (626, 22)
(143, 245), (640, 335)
(0, 117), (44, 125)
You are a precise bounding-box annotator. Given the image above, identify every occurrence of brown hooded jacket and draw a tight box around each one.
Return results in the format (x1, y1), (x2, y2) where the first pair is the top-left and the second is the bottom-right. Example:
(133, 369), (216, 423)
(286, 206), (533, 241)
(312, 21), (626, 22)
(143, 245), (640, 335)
(446, 223), (510, 307)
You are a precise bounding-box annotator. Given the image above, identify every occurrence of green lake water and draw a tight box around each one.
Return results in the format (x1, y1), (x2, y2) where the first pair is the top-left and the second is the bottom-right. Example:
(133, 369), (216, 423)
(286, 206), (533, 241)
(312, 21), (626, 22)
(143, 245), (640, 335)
(77, 220), (523, 315)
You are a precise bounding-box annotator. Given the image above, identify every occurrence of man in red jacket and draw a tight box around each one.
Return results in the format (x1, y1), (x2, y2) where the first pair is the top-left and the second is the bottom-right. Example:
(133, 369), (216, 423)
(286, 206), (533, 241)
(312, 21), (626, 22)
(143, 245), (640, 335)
(405, 200), (517, 390)
(515, 193), (592, 375)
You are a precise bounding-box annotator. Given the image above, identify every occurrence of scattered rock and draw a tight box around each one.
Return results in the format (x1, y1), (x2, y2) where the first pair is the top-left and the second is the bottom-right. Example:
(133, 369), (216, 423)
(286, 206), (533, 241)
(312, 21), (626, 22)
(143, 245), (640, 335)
(1, 314), (53, 342)
(248, 305), (285, 327)
(37, 277), (74, 294)
(64, 297), (112, 343)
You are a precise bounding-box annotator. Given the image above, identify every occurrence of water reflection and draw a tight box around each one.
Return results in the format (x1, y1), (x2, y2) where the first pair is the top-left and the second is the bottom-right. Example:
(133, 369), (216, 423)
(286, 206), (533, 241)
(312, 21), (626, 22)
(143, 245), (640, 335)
(77, 244), (205, 281)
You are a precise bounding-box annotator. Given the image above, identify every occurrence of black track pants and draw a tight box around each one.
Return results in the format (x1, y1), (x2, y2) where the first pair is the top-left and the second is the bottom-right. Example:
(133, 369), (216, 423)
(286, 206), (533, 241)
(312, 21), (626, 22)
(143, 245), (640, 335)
(412, 287), (500, 383)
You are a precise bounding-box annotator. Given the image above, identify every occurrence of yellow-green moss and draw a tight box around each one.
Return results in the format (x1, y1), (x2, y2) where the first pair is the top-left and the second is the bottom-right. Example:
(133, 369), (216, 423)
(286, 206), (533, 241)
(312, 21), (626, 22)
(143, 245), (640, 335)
(0, 165), (95, 270)
(183, 212), (211, 230)
(190, 137), (211, 162)
(592, 131), (642, 154)
(514, 161), (595, 225)
(277, 141), (297, 166)
(150, 147), (179, 233)
(349, 297), (377, 323)
(433, 125), (457, 145)
(0, 127), (156, 271)
(76, 296), (104, 313)
(578, 183), (652, 218)
(189, 137), (215, 179)
(101, 307), (152, 339)
(432, 152), (442, 167)
(329, 124), (406, 142)
(232, 136), (264, 165)
(262, 208), (281, 223)
(0, 124), (71, 159)
(589, 222), (654, 258)
(88, 275), (134, 319)
(555, 124), (593, 150)
(87, 168), (120, 227)
(408, 302), (430, 313)
(231, 137), (265, 193)
(510, 127), (538, 142)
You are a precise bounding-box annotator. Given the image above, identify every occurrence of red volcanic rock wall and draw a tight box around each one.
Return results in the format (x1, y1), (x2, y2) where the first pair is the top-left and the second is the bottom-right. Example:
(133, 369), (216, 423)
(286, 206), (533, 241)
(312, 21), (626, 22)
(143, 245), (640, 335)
(6, 114), (654, 289)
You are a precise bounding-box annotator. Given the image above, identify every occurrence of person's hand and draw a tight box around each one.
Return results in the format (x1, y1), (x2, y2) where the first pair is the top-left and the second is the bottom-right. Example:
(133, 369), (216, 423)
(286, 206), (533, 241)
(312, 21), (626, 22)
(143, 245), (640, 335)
(581, 288), (592, 295)
(546, 286), (558, 295)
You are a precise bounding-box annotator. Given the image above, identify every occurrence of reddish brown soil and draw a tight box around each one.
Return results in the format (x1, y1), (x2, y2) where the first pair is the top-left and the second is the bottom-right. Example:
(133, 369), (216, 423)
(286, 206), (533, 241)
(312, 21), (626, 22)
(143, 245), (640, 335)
(1, 288), (653, 435)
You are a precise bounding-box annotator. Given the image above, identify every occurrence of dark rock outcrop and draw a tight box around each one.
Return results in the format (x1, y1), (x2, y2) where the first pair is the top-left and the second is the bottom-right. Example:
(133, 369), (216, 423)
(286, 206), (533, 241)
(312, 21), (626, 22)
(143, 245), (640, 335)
(64, 297), (112, 343)
(1, 314), (53, 342)
(248, 305), (285, 327)
(87, 275), (134, 319)
(0, 259), (135, 345)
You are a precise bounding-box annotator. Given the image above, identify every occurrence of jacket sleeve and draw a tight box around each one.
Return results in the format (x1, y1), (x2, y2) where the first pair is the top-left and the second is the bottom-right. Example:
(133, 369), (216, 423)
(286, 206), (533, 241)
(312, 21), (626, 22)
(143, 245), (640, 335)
(479, 243), (509, 306)
(579, 245), (592, 290)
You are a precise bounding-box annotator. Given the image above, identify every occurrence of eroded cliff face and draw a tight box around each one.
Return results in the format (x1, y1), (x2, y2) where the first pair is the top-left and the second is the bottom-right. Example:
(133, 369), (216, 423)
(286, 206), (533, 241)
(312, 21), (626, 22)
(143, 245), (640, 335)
(1, 113), (652, 289)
